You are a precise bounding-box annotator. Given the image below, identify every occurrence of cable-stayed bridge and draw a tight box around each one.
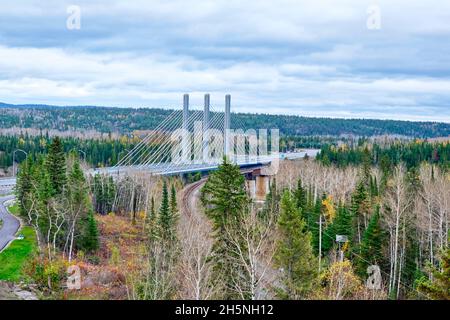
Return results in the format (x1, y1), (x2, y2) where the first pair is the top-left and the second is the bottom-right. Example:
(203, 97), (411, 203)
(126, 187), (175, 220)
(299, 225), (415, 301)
(94, 94), (285, 177)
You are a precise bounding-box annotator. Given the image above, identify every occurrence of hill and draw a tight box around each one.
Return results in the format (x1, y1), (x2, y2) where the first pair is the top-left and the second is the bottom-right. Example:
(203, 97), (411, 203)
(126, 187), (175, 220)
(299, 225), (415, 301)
(1, 103), (449, 138)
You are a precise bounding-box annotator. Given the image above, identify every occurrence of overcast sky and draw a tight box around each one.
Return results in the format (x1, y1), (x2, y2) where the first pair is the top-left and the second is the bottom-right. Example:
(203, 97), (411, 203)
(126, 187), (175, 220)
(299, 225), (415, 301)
(0, 0), (449, 122)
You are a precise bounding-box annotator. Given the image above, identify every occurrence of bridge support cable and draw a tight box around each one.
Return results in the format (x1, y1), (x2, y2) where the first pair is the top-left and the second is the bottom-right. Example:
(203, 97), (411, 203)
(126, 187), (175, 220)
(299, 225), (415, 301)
(139, 108), (205, 170)
(129, 110), (185, 168)
(113, 94), (274, 176)
(159, 104), (224, 174)
(113, 109), (182, 168)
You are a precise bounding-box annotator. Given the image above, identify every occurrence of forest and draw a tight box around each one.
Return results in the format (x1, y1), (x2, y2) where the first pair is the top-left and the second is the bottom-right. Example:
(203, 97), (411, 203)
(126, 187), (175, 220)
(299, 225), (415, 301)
(0, 134), (136, 173)
(0, 133), (344, 174)
(11, 137), (449, 300)
(317, 139), (450, 169)
(2, 103), (450, 137)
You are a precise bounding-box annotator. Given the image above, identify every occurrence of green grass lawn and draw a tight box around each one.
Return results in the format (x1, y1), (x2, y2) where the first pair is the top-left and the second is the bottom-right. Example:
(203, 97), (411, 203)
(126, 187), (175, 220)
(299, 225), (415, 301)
(0, 226), (37, 281)
(7, 203), (19, 215)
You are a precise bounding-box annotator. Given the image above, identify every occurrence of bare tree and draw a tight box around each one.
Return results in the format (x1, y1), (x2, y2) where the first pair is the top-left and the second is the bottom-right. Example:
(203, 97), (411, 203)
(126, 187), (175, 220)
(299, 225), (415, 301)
(177, 213), (216, 299)
(415, 164), (450, 275)
(224, 206), (277, 300)
(276, 160), (358, 204)
(382, 164), (413, 298)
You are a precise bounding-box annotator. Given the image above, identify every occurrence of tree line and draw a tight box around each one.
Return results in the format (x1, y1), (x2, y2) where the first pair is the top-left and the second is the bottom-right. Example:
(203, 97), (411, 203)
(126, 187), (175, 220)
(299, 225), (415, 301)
(317, 140), (450, 170)
(0, 134), (136, 170)
(2, 103), (450, 137)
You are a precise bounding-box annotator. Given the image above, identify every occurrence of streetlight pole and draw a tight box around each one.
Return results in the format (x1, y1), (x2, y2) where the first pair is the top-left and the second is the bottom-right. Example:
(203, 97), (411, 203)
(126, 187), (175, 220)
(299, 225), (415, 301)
(78, 149), (86, 162)
(71, 148), (86, 162)
(117, 148), (130, 176)
(13, 149), (28, 177)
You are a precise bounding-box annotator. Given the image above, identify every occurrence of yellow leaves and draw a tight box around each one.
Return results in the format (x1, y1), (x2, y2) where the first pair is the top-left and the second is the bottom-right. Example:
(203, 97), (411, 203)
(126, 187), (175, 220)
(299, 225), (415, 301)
(342, 241), (350, 253)
(39, 138), (47, 148)
(320, 260), (364, 300)
(338, 143), (349, 151)
(119, 135), (129, 144)
(322, 195), (336, 223)
(18, 137), (25, 146)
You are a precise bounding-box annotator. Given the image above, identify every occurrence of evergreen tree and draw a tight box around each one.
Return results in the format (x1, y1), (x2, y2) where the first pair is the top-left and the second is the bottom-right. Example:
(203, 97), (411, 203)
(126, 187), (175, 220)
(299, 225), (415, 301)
(16, 155), (34, 217)
(45, 137), (67, 195)
(201, 157), (247, 223)
(80, 210), (99, 252)
(200, 157), (249, 299)
(322, 204), (354, 254)
(262, 178), (280, 221)
(356, 206), (385, 276)
(148, 196), (156, 222)
(380, 154), (392, 192)
(68, 157), (98, 254)
(305, 194), (322, 254)
(294, 178), (307, 212)
(170, 184), (178, 219)
(274, 190), (317, 299)
(417, 248), (450, 300)
(158, 180), (175, 240)
(362, 147), (372, 183)
(351, 180), (370, 244)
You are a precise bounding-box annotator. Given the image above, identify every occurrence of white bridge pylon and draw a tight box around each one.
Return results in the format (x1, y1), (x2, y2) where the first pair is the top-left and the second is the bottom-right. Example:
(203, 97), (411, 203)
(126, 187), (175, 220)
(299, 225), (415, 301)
(110, 94), (279, 176)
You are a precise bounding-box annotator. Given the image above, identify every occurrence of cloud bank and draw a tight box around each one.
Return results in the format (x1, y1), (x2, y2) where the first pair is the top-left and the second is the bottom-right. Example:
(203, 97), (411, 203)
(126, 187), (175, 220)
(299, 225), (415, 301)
(0, 0), (449, 122)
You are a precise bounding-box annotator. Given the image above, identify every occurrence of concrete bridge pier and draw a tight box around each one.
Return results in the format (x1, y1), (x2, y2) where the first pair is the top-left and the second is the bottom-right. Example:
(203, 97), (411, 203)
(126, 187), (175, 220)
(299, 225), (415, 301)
(245, 168), (273, 202)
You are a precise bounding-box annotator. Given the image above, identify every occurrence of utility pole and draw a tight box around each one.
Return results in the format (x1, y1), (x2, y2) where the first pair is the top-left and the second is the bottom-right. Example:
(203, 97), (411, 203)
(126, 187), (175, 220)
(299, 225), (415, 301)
(78, 149), (86, 162)
(317, 214), (323, 272)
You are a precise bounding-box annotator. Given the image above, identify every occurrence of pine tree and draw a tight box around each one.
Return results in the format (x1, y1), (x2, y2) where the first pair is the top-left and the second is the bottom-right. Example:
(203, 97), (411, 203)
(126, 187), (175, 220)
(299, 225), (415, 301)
(201, 157), (247, 223)
(351, 180), (370, 244)
(68, 157), (97, 255)
(158, 180), (174, 240)
(200, 157), (249, 299)
(361, 147), (372, 183)
(16, 155), (34, 217)
(294, 178), (307, 212)
(170, 184), (178, 219)
(380, 154), (392, 192)
(262, 178), (280, 221)
(322, 204), (354, 254)
(81, 210), (99, 252)
(45, 137), (67, 195)
(148, 196), (156, 222)
(305, 194), (322, 255)
(356, 206), (385, 276)
(274, 190), (317, 299)
(417, 248), (450, 300)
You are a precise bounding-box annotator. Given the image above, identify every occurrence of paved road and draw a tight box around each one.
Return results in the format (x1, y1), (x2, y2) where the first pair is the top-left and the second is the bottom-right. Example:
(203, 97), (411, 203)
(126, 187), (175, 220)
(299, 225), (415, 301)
(0, 178), (16, 187)
(0, 195), (20, 252)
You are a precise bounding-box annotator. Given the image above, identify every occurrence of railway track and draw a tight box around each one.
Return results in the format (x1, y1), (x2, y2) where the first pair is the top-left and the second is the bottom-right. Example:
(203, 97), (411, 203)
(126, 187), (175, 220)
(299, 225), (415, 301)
(181, 179), (207, 218)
